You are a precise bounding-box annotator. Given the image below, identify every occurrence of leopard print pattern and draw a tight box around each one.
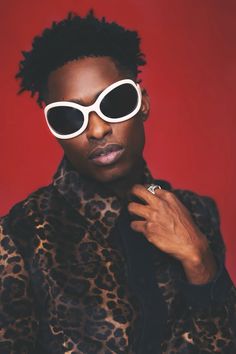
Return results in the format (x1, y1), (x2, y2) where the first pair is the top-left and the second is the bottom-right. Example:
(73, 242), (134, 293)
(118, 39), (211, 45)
(0, 156), (235, 353)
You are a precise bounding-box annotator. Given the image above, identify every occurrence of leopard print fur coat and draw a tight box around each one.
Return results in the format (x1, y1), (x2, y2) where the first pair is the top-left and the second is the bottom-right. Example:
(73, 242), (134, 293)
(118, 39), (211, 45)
(0, 157), (235, 353)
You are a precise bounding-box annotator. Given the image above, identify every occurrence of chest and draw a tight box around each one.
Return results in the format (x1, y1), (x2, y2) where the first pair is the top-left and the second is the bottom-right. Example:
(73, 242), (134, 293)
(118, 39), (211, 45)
(30, 221), (143, 353)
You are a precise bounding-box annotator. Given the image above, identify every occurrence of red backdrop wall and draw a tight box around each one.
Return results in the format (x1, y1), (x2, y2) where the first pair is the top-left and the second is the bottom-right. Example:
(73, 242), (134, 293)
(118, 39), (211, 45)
(0, 0), (235, 283)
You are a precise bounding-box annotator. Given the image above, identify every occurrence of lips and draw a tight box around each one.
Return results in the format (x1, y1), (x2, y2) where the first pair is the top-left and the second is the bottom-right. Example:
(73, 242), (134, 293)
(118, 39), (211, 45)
(89, 144), (125, 166)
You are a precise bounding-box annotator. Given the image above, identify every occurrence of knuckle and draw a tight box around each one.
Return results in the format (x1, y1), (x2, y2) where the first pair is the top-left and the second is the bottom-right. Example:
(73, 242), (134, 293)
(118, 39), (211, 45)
(164, 191), (173, 199)
(149, 210), (158, 220)
(146, 221), (154, 232)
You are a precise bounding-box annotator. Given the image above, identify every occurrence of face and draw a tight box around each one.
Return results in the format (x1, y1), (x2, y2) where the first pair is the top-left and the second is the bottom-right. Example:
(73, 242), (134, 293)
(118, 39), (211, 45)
(45, 56), (149, 183)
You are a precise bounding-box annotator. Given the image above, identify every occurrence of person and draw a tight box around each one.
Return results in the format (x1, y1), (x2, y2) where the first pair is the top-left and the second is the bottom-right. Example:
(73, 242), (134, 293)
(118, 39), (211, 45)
(0, 10), (235, 354)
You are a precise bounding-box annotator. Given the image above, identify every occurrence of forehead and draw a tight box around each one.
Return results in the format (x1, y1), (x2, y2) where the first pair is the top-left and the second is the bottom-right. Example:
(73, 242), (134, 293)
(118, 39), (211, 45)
(46, 56), (124, 104)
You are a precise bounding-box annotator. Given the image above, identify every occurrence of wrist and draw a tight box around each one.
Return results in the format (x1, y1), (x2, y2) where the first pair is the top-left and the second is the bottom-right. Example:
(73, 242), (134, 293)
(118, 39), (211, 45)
(181, 245), (217, 285)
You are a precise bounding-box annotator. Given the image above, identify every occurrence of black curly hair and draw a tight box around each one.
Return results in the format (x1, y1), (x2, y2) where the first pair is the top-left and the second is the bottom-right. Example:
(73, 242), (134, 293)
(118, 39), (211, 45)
(16, 10), (146, 107)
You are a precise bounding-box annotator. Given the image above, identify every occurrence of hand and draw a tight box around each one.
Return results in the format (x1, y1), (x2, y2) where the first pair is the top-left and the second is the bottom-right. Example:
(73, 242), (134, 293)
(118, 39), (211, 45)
(128, 185), (217, 284)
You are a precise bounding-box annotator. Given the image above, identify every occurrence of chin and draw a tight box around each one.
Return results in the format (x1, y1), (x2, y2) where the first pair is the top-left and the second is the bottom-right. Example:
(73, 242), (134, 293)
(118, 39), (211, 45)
(92, 169), (127, 184)
(90, 161), (134, 184)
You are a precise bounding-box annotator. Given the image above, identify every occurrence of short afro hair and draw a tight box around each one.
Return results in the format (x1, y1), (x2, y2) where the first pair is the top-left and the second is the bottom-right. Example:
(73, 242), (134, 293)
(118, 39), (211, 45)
(16, 10), (146, 107)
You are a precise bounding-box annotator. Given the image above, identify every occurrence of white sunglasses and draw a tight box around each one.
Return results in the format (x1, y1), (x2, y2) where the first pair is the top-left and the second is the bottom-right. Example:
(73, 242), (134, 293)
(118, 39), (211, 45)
(44, 79), (142, 139)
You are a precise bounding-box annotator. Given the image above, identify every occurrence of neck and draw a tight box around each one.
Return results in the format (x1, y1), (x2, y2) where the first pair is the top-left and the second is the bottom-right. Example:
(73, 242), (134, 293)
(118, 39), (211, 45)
(104, 159), (145, 203)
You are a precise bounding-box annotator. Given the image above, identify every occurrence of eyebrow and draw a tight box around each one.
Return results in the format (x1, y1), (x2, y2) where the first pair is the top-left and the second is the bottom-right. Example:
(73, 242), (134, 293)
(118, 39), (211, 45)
(66, 88), (105, 106)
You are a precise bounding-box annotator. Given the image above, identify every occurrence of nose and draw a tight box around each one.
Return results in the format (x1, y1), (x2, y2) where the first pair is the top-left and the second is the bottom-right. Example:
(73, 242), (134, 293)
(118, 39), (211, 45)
(86, 111), (112, 140)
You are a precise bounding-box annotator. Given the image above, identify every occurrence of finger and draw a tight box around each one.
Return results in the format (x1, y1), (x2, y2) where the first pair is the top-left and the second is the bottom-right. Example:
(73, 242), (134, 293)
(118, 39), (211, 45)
(154, 188), (176, 204)
(128, 202), (151, 219)
(130, 220), (146, 233)
(130, 184), (164, 206)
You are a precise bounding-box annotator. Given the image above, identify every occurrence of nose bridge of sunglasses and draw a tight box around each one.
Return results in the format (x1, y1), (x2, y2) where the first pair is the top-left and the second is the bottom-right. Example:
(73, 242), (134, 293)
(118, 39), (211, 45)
(85, 113), (112, 140)
(86, 107), (111, 129)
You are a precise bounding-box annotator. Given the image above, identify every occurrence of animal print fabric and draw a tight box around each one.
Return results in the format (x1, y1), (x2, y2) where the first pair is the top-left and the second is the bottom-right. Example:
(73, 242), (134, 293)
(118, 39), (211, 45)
(0, 156), (235, 353)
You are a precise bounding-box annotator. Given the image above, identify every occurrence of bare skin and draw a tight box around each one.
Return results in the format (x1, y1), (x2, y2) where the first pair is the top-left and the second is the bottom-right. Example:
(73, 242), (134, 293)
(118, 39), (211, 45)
(45, 57), (150, 195)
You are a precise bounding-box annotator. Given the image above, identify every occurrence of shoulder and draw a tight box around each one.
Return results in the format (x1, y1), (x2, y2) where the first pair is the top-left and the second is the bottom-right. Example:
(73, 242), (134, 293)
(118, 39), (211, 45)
(173, 187), (220, 228)
(0, 184), (58, 246)
(0, 183), (66, 264)
(1, 184), (54, 223)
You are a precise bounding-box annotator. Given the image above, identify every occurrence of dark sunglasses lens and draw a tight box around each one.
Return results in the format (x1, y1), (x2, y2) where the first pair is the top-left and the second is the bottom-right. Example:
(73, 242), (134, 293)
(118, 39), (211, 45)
(47, 106), (84, 135)
(100, 83), (138, 118)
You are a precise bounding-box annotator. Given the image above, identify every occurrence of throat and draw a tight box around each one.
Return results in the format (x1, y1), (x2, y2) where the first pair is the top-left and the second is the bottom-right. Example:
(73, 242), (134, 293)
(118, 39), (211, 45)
(104, 159), (145, 203)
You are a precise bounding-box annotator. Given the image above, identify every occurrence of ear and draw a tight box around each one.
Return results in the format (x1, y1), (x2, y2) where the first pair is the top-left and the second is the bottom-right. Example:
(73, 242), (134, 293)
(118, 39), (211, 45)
(140, 88), (150, 121)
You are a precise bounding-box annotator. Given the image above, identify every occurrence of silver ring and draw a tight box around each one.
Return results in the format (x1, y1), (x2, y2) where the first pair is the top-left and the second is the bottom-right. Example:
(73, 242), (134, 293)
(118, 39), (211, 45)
(147, 184), (162, 195)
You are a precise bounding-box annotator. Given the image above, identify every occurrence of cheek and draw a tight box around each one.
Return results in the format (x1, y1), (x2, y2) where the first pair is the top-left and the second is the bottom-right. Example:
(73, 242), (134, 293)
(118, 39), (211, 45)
(57, 116), (145, 164)
(117, 117), (145, 151)
(56, 137), (88, 161)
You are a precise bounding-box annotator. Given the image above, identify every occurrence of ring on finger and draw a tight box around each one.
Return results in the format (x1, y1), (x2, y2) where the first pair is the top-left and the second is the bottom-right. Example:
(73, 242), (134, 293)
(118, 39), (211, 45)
(147, 184), (162, 195)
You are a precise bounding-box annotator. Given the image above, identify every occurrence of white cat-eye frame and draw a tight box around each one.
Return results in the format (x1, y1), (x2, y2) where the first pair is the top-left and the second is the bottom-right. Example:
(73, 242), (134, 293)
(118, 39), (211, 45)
(44, 79), (142, 139)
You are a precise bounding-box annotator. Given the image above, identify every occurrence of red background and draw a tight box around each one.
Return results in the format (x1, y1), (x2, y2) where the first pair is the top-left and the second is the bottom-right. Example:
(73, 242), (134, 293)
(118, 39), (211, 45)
(0, 0), (235, 283)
